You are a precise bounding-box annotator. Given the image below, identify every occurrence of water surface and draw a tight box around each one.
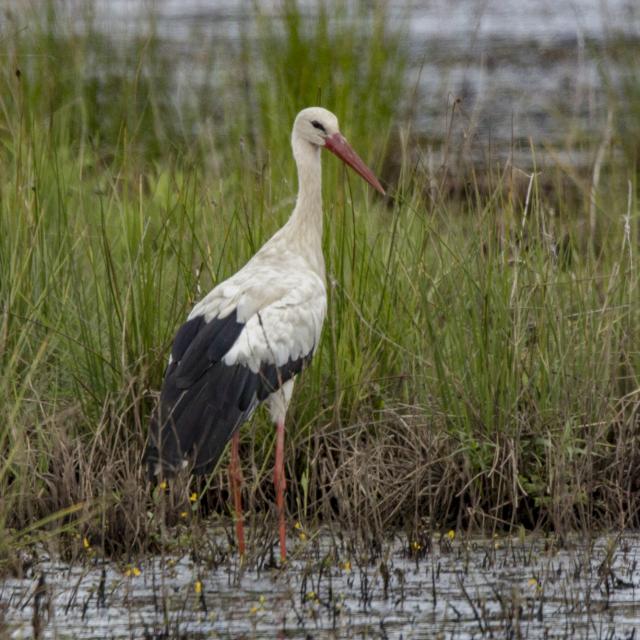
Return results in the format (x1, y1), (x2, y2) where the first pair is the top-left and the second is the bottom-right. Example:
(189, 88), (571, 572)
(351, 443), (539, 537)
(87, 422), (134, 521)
(3, 533), (640, 638)
(92, 0), (640, 159)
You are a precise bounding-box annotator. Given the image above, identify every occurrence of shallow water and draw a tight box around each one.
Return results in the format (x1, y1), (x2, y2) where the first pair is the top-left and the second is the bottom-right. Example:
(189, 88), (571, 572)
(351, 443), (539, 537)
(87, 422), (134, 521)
(34, 0), (640, 166)
(3, 533), (640, 638)
(96, 0), (640, 161)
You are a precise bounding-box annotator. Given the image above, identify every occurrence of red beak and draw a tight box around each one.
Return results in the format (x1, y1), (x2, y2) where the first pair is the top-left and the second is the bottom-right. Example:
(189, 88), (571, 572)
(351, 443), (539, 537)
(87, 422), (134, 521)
(325, 133), (385, 195)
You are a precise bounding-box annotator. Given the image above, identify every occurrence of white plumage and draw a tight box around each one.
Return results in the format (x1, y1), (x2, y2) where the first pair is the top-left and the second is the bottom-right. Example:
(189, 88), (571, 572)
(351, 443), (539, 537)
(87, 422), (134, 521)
(144, 106), (384, 561)
(192, 261), (326, 374)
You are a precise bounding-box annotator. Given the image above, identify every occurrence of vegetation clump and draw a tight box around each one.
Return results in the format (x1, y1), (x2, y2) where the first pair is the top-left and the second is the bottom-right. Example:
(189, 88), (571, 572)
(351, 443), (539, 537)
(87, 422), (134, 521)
(0, 1), (639, 562)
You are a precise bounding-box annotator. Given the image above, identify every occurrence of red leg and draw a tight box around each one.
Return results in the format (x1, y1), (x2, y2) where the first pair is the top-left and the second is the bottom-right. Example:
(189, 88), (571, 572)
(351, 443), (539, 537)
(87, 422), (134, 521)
(274, 419), (287, 562)
(229, 432), (245, 556)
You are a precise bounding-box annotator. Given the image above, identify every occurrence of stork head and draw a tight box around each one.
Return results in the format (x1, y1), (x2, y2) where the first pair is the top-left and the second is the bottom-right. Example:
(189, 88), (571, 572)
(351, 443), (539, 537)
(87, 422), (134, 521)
(293, 107), (385, 195)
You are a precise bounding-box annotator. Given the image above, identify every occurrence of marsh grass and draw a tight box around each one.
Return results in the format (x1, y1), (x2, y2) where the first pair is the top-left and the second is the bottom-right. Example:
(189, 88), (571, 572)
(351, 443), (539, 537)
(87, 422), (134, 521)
(0, 1), (639, 563)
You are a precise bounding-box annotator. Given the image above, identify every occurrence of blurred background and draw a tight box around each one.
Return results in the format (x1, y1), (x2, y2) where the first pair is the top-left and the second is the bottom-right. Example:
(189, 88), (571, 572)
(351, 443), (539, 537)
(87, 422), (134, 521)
(6, 0), (639, 168)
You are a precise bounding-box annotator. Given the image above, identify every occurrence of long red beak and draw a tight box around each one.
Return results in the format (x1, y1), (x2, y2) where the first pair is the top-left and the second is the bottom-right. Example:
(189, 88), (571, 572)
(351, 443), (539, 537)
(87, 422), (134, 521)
(325, 133), (385, 195)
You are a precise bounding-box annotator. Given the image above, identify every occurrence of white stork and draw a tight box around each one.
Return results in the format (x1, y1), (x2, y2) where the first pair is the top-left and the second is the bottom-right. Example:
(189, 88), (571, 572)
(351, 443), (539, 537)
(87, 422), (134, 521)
(144, 107), (384, 561)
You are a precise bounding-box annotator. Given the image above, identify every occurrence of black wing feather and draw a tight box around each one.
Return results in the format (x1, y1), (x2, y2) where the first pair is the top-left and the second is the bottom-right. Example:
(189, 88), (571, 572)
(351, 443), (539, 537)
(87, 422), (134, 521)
(144, 309), (313, 477)
(171, 315), (204, 362)
(173, 312), (243, 389)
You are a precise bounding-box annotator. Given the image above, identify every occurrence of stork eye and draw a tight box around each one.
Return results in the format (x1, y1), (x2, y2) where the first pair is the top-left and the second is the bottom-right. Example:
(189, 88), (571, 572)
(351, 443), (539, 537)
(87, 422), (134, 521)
(311, 120), (326, 133)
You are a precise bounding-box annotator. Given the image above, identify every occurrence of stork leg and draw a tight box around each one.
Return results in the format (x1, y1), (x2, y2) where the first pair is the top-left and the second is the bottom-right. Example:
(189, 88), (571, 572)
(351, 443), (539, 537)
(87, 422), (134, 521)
(273, 418), (287, 562)
(229, 432), (245, 556)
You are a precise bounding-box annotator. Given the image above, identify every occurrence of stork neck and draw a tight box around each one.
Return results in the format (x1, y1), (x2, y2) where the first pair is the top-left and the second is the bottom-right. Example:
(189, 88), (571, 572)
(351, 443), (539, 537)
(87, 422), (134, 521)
(288, 136), (323, 244)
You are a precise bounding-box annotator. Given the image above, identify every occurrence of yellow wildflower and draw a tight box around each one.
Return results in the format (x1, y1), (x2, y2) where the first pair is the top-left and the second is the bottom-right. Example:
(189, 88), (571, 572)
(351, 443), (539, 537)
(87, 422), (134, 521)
(194, 580), (202, 594)
(528, 578), (542, 592)
(189, 492), (198, 503)
(83, 537), (91, 550)
(447, 530), (455, 540)
(159, 480), (168, 490)
(180, 511), (188, 518)
(248, 595), (265, 614)
(411, 541), (422, 552)
(341, 560), (352, 573)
